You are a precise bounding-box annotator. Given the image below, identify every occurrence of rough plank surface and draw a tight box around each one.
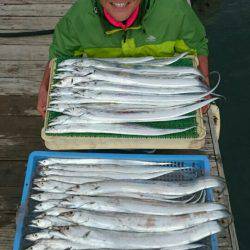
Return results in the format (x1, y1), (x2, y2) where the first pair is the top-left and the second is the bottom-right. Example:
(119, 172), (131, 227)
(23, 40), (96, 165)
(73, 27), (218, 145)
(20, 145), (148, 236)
(0, 45), (49, 60)
(0, 4), (72, 17)
(0, 16), (59, 30)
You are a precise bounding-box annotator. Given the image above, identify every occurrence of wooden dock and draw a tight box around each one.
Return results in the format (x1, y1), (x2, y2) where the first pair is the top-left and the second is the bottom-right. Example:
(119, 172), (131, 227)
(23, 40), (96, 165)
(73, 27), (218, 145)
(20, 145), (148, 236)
(0, 1), (239, 249)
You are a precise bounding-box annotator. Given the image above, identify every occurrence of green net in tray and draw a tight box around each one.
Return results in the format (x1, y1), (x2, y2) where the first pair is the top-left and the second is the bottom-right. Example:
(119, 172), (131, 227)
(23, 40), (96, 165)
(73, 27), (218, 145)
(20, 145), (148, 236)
(46, 57), (199, 139)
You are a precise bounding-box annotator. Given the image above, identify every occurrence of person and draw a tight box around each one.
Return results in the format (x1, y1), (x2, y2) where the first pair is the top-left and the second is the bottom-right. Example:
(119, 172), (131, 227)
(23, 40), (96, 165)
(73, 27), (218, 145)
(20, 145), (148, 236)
(37, 0), (209, 117)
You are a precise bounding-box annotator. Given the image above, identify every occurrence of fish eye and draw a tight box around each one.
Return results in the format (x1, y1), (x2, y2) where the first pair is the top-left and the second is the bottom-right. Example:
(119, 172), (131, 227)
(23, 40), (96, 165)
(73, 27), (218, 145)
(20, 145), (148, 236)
(76, 185), (80, 188)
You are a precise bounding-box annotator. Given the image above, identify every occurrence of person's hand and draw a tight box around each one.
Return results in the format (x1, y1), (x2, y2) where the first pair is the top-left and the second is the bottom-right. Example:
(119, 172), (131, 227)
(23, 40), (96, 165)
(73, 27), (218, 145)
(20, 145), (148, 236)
(37, 62), (51, 119)
(201, 76), (210, 114)
(37, 84), (48, 118)
(197, 55), (211, 114)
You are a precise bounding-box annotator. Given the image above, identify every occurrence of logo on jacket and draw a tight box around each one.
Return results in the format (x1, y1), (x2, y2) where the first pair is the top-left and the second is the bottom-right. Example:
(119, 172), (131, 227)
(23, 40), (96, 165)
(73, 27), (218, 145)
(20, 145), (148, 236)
(146, 35), (156, 42)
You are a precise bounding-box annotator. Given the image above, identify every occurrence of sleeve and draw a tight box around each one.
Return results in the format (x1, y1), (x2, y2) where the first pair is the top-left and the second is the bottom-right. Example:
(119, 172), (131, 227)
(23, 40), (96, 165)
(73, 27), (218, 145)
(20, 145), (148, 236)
(176, 0), (209, 56)
(49, 16), (80, 60)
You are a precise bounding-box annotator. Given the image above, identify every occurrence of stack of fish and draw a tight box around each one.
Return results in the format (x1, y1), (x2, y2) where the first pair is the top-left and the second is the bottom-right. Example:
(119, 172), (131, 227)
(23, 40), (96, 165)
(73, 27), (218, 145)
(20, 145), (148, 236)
(25, 157), (230, 249)
(45, 53), (220, 136)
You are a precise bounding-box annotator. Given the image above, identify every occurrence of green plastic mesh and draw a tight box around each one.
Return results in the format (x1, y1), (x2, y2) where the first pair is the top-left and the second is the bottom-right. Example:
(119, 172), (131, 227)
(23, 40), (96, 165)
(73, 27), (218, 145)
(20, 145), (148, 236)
(46, 57), (198, 139)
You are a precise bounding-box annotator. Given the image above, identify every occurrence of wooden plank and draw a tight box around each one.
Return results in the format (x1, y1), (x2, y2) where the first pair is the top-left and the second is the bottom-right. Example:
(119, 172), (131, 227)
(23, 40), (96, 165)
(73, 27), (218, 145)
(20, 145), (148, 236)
(0, 137), (45, 160)
(0, 35), (52, 45)
(0, 95), (39, 116)
(0, 78), (41, 95)
(0, 16), (59, 30)
(0, 45), (49, 60)
(0, 4), (72, 17)
(0, 161), (26, 186)
(0, 116), (43, 138)
(208, 110), (239, 250)
(0, 61), (46, 78)
(0, 223), (15, 250)
(1, 0), (75, 4)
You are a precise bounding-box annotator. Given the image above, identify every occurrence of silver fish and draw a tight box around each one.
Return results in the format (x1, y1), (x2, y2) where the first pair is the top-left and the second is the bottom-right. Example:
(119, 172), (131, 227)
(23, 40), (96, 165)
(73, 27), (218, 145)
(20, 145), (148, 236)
(25, 238), (92, 250)
(55, 221), (222, 248)
(33, 180), (75, 193)
(52, 82), (208, 96)
(35, 207), (72, 217)
(42, 164), (188, 174)
(58, 53), (187, 68)
(31, 215), (75, 229)
(48, 98), (216, 125)
(30, 192), (68, 202)
(85, 69), (204, 87)
(45, 123), (195, 136)
(38, 168), (188, 180)
(34, 175), (108, 185)
(58, 64), (203, 78)
(58, 56), (155, 67)
(50, 77), (218, 107)
(60, 195), (226, 216)
(60, 209), (229, 232)
(25, 230), (205, 250)
(34, 200), (62, 212)
(39, 158), (171, 166)
(66, 176), (225, 197)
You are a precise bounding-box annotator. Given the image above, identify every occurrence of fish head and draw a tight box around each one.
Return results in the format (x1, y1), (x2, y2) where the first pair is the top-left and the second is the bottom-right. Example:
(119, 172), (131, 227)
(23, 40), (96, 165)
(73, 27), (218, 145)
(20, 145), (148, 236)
(38, 170), (46, 176)
(30, 193), (42, 201)
(60, 211), (75, 219)
(25, 231), (48, 241)
(34, 181), (46, 188)
(31, 218), (51, 228)
(58, 59), (77, 67)
(25, 233), (38, 241)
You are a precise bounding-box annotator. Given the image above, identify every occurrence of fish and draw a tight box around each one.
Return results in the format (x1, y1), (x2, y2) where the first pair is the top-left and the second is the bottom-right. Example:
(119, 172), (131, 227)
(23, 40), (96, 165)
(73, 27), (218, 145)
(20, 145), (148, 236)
(30, 192), (69, 202)
(53, 68), (93, 80)
(50, 76), (218, 107)
(25, 238), (92, 250)
(35, 207), (72, 217)
(57, 53), (187, 68)
(38, 168), (189, 181)
(97, 56), (156, 64)
(31, 215), (75, 229)
(55, 69), (204, 88)
(34, 200), (62, 212)
(33, 180), (75, 193)
(41, 163), (188, 174)
(85, 69), (205, 87)
(52, 82), (208, 96)
(34, 175), (108, 185)
(60, 195), (226, 216)
(39, 158), (171, 166)
(143, 52), (189, 66)
(58, 63), (203, 78)
(45, 123), (195, 136)
(58, 56), (156, 67)
(49, 98), (216, 126)
(53, 221), (222, 248)
(59, 209), (229, 232)
(66, 176), (225, 197)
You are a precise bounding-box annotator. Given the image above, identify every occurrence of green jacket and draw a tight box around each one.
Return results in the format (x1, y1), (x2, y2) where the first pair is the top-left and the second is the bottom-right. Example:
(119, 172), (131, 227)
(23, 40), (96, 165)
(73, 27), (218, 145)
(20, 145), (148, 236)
(49, 0), (208, 59)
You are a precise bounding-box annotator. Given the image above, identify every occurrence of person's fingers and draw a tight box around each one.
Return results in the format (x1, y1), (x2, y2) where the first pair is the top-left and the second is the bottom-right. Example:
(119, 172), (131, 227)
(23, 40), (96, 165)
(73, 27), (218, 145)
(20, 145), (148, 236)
(202, 104), (210, 114)
(37, 103), (46, 119)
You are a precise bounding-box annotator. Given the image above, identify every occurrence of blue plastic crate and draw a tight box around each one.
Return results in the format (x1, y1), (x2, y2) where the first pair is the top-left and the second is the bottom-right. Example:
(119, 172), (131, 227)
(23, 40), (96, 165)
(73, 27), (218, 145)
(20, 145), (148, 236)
(14, 151), (218, 250)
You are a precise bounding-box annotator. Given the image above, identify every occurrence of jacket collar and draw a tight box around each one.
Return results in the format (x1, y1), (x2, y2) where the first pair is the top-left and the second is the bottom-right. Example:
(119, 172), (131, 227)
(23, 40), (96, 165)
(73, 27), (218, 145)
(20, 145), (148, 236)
(91, 0), (154, 35)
